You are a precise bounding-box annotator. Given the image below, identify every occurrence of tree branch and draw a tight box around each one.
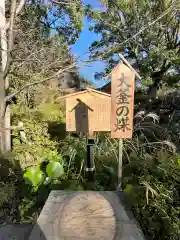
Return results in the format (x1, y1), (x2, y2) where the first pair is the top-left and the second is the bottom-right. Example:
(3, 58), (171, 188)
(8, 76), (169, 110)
(104, 53), (142, 80)
(52, 0), (71, 5)
(5, 63), (76, 102)
(101, 4), (175, 59)
(5, 0), (25, 30)
(0, 125), (23, 131)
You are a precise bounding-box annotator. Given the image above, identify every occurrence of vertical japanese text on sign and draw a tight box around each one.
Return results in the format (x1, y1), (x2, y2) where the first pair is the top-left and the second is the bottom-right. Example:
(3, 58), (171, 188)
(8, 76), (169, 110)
(111, 64), (135, 139)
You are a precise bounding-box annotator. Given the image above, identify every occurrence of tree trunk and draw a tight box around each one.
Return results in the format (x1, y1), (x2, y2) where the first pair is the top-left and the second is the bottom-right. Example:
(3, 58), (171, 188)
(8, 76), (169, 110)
(4, 105), (11, 152)
(0, 0), (6, 152)
(0, 0), (11, 152)
(0, 0), (25, 152)
(0, 73), (6, 152)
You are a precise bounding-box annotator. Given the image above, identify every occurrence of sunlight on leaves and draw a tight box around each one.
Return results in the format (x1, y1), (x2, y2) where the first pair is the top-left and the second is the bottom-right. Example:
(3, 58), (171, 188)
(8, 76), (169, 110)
(24, 166), (44, 191)
(46, 161), (64, 179)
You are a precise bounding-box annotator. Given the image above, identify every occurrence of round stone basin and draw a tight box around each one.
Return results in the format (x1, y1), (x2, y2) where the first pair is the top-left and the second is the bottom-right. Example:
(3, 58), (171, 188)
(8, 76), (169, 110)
(58, 192), (116, 240)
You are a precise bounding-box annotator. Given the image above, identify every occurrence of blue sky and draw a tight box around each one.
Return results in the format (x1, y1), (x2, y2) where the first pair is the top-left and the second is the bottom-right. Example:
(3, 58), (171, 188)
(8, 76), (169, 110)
(48, 0), (109, 88)
(71, 0), (109, 88)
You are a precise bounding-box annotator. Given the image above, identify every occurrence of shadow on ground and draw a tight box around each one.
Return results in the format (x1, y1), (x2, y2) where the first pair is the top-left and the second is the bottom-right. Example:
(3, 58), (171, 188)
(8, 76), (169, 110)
(0, 223), (47, 240)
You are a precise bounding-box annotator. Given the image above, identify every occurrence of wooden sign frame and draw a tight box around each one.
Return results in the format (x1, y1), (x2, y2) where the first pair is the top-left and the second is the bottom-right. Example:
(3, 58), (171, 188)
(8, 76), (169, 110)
(111, 63), (135, 139)
(58, 88), (111, 135)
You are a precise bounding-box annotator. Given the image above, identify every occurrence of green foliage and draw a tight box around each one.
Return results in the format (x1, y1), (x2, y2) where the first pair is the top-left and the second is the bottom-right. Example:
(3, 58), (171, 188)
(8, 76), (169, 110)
(24, 166), (44, 192)
(0, 0), (85, 225)
(86, 0), (180, 89)
(10, 100), (180, 239)
(3, 2), (180, 238)
(0, 154), (22, 223)
(46, 161), (64, 179)
(37, 103), (65, 121)
(119, 113), (180, 239)
(23, 158), (64, 191)
(123, 149), (180, 240)
(91, 113), (180, 239)
(0, 182), (16, 208)
(12, 98), (64, 168)
(13, 97), (66, 189)
(22, 1), (84, 44)
(10, 1), (82, 110)
(18, 184), (50, 223)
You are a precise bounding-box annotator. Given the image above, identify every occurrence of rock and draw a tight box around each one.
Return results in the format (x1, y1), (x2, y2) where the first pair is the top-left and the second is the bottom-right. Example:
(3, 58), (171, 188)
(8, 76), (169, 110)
(29, 191), (146, 240)
(0, 224), (33, 240)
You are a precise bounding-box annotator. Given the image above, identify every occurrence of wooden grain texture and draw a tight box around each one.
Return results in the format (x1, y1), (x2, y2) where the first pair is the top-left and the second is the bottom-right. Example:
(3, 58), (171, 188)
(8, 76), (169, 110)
(111, 64), (135, 139)
(88, 97), (111, 132)
(66, 90), (111, 134)
(28, 191), (146, 240)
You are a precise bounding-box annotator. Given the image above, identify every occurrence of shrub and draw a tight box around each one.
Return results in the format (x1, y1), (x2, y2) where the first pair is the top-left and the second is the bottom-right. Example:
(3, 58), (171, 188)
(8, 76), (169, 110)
(10, 98), (180, 240)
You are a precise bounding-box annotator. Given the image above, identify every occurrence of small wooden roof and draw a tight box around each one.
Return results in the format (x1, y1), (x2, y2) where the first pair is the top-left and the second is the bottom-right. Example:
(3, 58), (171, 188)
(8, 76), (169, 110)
(57, 87), (111, 100)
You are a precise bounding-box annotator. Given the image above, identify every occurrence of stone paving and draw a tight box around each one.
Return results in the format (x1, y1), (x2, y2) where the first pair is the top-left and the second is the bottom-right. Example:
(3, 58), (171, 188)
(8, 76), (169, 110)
(0, 191), (146, 240)
(29, 191), (146, 240)
(0, 224), (33, 240)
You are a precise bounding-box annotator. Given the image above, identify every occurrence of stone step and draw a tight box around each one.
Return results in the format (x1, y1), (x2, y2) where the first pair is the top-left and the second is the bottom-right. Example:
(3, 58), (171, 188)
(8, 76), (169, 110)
(0, 224), (33, 240)
(28, 191), (146, 240)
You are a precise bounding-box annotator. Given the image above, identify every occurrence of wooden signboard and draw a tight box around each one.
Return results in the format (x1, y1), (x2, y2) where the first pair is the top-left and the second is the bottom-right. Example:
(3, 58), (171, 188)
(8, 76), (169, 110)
(59, 88), (111, 135)
(111, 64), (135, 139)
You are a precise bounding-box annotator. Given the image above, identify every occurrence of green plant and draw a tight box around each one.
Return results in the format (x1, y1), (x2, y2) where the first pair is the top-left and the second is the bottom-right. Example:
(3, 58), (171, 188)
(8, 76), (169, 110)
(46, 161), (64, 179)
(10, 79), (180, 240)
(0, 182), (16, 208)
(23, 152), (65, 191)
(123, 150), (180, 240)
(87, 112), (180, 239)
(24, 166), (44, 192)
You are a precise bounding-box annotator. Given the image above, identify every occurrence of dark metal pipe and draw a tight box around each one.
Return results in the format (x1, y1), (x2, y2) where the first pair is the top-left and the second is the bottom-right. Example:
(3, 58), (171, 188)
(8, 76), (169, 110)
(86, 139), (95, 172)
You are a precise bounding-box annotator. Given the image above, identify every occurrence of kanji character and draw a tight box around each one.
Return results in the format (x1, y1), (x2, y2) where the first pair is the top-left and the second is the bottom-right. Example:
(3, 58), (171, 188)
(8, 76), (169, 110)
(116, 88), (130, 104)
(114, 106), (130, 132)
(115, 116), (131, 132)
(117, 73), (131, 88)
(116, 105), (129, 117)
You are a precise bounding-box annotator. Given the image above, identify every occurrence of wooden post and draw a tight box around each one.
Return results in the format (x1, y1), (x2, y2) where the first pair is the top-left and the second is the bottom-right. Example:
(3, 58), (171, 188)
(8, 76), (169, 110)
(117, 139), (123, 190)
(111, 63), (135, 190)
(118, 53), (141, 80)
